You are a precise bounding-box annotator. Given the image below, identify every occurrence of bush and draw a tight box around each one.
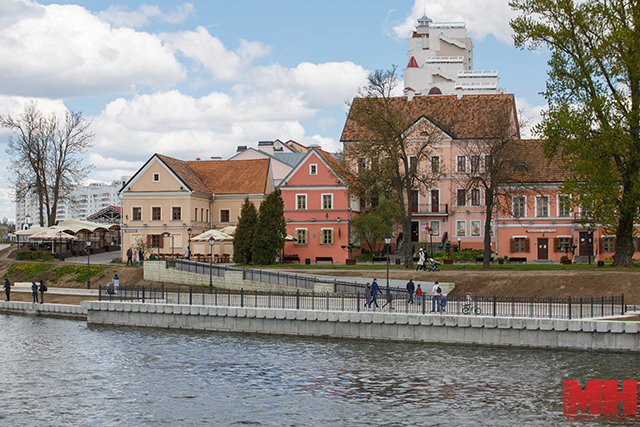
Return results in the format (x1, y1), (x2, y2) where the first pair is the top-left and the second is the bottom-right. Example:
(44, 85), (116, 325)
(16, 250), (53, 261)
(560, 255), (569, 262)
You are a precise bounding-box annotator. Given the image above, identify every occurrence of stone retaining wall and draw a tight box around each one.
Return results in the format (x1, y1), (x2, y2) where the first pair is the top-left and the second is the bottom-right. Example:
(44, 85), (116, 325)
(82, 301), (640, 353)
(0, 301), (87, 319)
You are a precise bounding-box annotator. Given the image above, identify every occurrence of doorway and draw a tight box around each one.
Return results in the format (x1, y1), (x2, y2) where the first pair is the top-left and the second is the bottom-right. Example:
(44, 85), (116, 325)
(579, 231), (592, 256)
(537, 238), (548, 260)
(411, 221), (419, 242)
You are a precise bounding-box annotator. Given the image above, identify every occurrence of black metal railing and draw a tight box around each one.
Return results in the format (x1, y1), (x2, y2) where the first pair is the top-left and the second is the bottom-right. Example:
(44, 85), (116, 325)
(98, 285), (628, 320)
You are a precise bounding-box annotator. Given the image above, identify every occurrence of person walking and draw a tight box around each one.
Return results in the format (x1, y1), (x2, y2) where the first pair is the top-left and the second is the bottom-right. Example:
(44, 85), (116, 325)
(4, 278), (10, 301)
(364, 283), (372, 309)
(113, 274), (120, 295)
(138, 248), (144, 266)
(406, 279), (415, 304)
(39, 280), (47, 304)
(416, 248), (426, 271)
(416, 284), (422, 305)
(382, 291), (394, 310)
(370, 278), (381, 308)
(431, 281), (441, 312)
(126, 247), (133, 266)
(31, 281), (39, 303)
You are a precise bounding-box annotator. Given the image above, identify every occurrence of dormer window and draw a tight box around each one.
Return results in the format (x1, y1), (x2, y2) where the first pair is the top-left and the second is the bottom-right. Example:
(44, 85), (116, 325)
(310, 164), (317, 175)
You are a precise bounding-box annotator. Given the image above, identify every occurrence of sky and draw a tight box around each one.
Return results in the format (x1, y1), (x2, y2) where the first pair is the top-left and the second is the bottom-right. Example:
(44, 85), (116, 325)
(0, 0), (551, 223)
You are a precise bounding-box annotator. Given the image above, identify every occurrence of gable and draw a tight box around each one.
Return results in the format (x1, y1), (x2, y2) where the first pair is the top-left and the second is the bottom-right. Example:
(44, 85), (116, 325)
(281, 150), (343, 187)
(404, 117), (453, 142)
(126, 156), (187, 193)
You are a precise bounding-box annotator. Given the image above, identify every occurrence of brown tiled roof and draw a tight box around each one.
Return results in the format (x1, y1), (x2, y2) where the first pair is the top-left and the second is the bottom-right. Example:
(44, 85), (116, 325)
(340, 94), (518, 142)
(514, 139), (566, 183)
(186, 158), (270, 194)
(156, 154), (210, 194)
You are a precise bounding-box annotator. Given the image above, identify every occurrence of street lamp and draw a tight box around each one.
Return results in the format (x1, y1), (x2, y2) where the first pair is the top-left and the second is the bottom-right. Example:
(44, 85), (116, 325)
(86, 239), (92, 289)
(187, 227), (192, 260)
(208, 236), (215, 294)
(58, 231), (63, 261)
(457, 237), (462, 252)
(428, 228), (435, 259)
(384, 235), (391, 297)
(161, 231), (173, 259)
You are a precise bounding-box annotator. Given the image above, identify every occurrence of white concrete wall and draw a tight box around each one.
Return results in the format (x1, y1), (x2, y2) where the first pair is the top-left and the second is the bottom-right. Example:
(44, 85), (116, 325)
(0, 301), (87, 318)
(83, 301), (640, 353)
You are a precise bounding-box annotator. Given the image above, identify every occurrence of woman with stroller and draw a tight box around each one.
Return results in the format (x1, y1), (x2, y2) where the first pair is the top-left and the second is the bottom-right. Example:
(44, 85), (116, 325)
(416, 248), (426, 271)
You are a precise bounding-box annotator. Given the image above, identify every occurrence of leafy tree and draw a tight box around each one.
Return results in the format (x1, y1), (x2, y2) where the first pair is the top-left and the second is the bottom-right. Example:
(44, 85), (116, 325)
(342, 67), (442, 268)
(233, 197), (258, 264)
(1, 102), (94, 226)
(351, 195), (399, 254)
(252, 189), (286, 265)
(510, 0), (640, 266)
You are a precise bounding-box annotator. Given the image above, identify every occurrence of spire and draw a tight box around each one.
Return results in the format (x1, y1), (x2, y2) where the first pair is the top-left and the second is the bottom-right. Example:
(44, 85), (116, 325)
(407, 56), (419, 68)
(417, 14), (432, 28)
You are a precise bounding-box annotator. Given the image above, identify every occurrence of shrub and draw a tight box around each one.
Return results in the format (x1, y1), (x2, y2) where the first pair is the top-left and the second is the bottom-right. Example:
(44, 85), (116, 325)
(16, 250), (53, 261)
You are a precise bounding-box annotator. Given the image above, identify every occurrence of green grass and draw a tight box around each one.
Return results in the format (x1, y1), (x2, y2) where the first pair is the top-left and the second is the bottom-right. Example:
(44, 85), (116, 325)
(7, 263), (54, 277)
(234, 262), (638, 271)
(52, 265), (109, 284)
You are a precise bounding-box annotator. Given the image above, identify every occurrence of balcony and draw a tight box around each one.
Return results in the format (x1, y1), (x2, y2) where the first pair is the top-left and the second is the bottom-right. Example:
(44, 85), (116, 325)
(410, 204), (449, 215)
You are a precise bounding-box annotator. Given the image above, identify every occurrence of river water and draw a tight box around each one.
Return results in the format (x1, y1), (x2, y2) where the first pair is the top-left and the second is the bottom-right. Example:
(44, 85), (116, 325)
(1, 314), (638, 426)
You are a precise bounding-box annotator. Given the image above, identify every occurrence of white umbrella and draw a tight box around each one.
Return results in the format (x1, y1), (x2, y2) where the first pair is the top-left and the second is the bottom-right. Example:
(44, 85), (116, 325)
(190, 229), (235, 243)
(220, 225), (237, 236)
(28, 229), (78, 241)
(285, 234), (297, 241)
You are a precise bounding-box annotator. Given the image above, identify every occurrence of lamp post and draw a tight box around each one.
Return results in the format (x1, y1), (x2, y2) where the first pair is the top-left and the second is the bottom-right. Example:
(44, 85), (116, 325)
(187, 227), (192, 260)
(161, 231), (173, 259)
(86, 239), (92, 289)
(58, 231), (63, 261)
(429, 228), (435, 259)
(384, 235), (391, 297)
(208, 236), (215, 294)
(457, 237), (462, 252)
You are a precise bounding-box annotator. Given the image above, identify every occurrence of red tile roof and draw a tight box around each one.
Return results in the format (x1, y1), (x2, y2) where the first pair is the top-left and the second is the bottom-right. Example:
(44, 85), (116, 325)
(186, 158), (270, 194)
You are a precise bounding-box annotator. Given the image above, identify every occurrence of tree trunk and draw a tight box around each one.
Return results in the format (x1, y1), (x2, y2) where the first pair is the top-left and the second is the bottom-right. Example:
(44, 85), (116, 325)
(613, 185), (636, 266)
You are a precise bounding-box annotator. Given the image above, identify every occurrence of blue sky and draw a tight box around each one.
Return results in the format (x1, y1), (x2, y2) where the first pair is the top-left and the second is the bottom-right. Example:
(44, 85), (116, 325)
(0, 0), (550, 222)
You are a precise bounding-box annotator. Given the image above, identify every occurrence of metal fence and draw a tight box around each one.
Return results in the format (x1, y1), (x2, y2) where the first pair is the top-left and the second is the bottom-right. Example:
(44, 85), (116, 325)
(98, 285), (629, 320)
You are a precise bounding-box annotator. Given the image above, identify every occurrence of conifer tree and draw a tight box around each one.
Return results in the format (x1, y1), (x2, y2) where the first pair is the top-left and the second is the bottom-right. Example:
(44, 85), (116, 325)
(252, 189), (286, 265)
(233, 197), (258, 264)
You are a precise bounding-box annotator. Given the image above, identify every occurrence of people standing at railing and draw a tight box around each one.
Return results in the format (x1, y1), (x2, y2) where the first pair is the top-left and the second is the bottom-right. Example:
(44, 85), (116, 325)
(406, 279), (415, 304)
(39, 280), (47, 304)
(4, 278), (10, 301)
(113, 274), (120, 295)
(364, 283), (372, 308)
(31, 281), (39, 303)
(416, 284), (422, 305)
(370, 279), (381, 308)
(432, 282), (441, 312)
(126, 247), (133, 266)
(441, 294), (448, 313)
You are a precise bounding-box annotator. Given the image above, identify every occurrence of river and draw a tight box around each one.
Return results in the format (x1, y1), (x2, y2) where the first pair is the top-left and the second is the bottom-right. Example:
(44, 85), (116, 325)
(0, 314), (638, 426)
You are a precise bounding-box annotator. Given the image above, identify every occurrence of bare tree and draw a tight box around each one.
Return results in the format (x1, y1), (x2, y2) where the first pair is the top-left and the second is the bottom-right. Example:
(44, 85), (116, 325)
(2, 102), (94, 226)
(341, 67), (442, 268)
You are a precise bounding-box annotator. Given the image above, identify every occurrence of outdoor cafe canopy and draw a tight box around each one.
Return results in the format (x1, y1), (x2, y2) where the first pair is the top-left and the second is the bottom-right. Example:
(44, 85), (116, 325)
(28, 228), (78, 241)
(190, 229), (234, 243)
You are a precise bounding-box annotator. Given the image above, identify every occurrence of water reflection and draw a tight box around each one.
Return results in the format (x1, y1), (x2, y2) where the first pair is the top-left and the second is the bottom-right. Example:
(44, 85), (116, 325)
(0, 314), (638, 426)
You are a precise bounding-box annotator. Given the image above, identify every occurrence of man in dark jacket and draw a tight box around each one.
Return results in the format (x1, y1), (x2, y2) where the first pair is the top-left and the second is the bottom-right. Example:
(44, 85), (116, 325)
(370, 278), (381, 308)
(3, 278), (10, 301)
(39, 280), (47, 304)
(406, 279), (415, 304)
(126, 247), (133, 266)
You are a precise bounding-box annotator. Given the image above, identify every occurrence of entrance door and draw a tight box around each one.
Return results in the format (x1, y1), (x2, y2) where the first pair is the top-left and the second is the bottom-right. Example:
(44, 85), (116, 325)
(537, 238), (548, 260)
(579, 231), (592, 256)
(411, 221), (419, 242)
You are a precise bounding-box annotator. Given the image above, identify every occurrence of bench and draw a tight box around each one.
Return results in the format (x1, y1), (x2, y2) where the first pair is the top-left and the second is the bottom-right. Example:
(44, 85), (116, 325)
(508, 257), (528, 263)
(315, 256), (333, 265)
(282, 254), (300, 263)
(475, 257), (494, 264)
(372, 256), (387, 263)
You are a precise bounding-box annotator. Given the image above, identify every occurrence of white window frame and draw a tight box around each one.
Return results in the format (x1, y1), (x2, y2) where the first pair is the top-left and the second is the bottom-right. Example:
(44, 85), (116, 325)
(171, 206), (181, 222)
(309, 164), (318, 175)
(456, 220), (467, 236)
(320, 228), (334, 246)
(557, 194), (572, 217)
(296, 194), (307, 210)
(295, 228), (308, 246)
(321, 193), (333, 210)
(456, 155), (466, 173)
(513, 196), (527, 218)
(456, 188), (466, 206)
(471, 188), (481, 206)
(471, 220), (481, 236)
(153, 173), (160, 182)
(429, 220), (440, 236)
(431, 155), (440, 174)
(151, 206), (161, 221)
(470, 155), (481, 173)
(536, 195), (549, 218)
(132, 207), (142, 222)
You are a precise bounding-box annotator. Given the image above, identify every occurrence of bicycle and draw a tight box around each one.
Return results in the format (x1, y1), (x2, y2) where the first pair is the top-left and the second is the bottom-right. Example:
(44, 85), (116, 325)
(462, 302), (482, 315)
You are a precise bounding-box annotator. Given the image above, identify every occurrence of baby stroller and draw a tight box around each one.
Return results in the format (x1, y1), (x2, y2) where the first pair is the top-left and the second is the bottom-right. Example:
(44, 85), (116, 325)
(427, 258), (441, 272)
(106, 281), (115, 296)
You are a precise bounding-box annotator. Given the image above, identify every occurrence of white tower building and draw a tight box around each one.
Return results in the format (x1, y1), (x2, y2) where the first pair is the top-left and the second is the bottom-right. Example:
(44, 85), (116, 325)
(403, 14), (502, 96)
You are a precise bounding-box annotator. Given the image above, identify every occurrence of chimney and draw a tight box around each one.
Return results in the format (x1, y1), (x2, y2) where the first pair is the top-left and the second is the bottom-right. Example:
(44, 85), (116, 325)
(406, 87), (415, 102)
(456, 89), (464, 100)
(236, 145), (247, 153)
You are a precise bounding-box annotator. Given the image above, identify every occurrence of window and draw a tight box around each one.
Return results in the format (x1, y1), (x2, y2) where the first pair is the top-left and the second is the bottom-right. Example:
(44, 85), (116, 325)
(153, 173), (159, 182)
(470, 155), (480, 173)
(513, 196), (526, 218)
(296, 194), (307, 210)
(411, 190), (419, 212)
(471, 220), (481, 236)
(559, 195), (571, 217)
(172, 207), (181, 221)
(409, 156), (417, 173)
(456, 221), (466, 236)
(429, 220), (440, 236)
(471, 189), (481, 206)
(556, 237), (573, 253)
(357, 158), (367, 172)
(457, 189), (466, 206)
(484, 155), (492, 172)
(206, 209), (209, 223)
(603, 237), (615, 253)
(456, 156), (466, 173)
(431, 156), (440, 173)
(513, 238), (528, 253)
(536, 196), (549, 217)
(322, 194), (333, 210)
(194, 208), (197, 222)
(220, 210), (230, 222)
(150, 234), (162, 248)
(321, 229), (334, 245)
(310, 164), (317, 175)
(152, 207), (161, 221)
(295, 229), (308, 245)
(132, 207), (141, 221)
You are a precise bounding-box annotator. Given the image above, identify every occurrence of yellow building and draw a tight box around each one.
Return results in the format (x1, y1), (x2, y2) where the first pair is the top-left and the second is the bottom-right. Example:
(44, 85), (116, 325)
(120, 154), (274, 259)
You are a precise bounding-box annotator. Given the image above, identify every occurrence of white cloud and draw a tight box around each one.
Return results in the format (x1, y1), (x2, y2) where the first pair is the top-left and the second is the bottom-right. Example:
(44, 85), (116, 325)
(389, 0), (517, 44)
(98, 3), (195, 28)
(0, 2), (186, 98)
(515, 97), (547, 139)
